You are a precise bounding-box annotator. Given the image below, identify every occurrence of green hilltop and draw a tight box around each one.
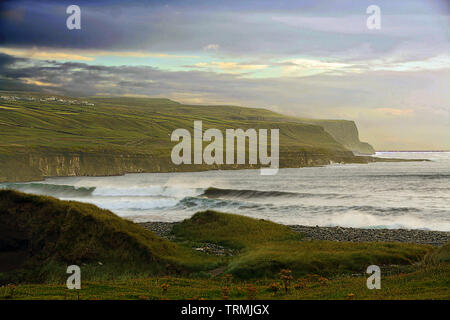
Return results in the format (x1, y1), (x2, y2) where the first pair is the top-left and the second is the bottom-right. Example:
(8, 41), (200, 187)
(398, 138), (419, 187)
(0, 92), (375, 182)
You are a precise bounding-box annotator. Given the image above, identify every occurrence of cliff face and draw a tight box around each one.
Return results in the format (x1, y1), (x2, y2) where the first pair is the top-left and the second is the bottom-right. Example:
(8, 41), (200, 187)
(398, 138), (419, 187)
(0, 148), (368, 183)
(0, 150), (163, 182)
(299, 120), (375, 155)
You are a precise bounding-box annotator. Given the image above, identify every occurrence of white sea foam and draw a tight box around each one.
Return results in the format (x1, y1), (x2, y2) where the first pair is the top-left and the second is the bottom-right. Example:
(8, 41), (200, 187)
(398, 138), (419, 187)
(3, 152), (449, 231)
(92, 186), (202, 198)
(62, 196), (180, 211)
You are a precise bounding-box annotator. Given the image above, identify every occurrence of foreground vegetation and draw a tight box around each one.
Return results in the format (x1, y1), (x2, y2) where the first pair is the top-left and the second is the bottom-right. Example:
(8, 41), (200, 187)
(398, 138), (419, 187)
(0, 190), (221, 284)
(1, 190), (448, 299)
(3, 265), (449, 300)
(173, 211), (430, 279)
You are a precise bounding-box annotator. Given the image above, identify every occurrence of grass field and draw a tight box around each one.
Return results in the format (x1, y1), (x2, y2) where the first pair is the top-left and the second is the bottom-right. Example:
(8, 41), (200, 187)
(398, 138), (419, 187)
(0, 92), (348, 154)
(3, 265), (449, 300)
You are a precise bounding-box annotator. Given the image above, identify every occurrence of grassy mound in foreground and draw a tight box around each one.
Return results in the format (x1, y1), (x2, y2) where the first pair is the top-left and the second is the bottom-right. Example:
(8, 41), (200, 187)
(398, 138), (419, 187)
(0, 190), (218, 283)
(226, 241), (430, 279)
(173, 211), (432, 278)
(172, 210), (302, 249)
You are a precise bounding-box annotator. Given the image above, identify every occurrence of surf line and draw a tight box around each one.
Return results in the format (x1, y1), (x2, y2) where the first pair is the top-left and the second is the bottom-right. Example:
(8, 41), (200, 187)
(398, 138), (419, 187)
(170, 120), (279, 175)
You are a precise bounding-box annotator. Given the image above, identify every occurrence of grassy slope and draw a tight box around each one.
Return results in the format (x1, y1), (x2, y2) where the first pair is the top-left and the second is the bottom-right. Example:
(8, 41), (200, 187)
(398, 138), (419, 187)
(0, 93), (347, 154)
(172, 211), (431, 279)
(0, 190), (220, 283)
(172, 210), (303, 250)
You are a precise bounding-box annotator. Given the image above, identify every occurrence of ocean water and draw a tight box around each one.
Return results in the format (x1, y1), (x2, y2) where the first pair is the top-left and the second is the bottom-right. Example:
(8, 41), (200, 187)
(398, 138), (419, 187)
(2, 152), (449, 231)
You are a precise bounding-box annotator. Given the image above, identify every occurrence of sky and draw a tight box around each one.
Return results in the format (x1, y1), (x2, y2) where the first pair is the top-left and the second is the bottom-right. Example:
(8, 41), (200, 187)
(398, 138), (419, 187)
(0, 0), (449, 150)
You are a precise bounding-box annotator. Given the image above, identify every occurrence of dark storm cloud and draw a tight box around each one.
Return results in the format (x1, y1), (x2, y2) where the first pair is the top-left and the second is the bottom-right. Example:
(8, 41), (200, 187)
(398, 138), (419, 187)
(0, 52), (24, 66)
(1, 0), (448, 60)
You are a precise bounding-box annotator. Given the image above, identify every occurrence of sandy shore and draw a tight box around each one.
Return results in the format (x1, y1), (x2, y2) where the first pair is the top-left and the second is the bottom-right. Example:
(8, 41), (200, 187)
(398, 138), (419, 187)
(140, 222), (450, 247)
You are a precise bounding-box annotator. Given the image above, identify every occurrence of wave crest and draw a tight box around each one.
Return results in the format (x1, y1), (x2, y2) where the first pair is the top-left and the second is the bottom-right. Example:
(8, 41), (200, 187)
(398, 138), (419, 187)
(0, 183), (95, 197)
(201, 187), (346, 199)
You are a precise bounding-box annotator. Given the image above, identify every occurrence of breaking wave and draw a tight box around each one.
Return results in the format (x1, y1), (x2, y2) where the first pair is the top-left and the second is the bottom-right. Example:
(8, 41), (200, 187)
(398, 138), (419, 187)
(200, 187), (348, 199)
(0, 183), (95, 197)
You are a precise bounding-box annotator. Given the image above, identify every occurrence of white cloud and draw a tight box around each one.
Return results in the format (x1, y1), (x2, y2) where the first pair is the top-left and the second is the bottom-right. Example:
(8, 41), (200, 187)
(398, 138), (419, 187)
(0, 47), (198, 61)
(191, 61), (268, 74)
(369, 55), (450, 72)
(0, 47), (95, 61)
(279, 58), (354, 77)
(203, 44), (220, 51)
(374, 108), (414, 116)
(20, 78), (61, 87)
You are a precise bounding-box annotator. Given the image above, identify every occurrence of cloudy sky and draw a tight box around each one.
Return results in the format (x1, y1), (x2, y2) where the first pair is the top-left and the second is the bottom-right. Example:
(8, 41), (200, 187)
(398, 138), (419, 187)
(0, 0), (449, 150)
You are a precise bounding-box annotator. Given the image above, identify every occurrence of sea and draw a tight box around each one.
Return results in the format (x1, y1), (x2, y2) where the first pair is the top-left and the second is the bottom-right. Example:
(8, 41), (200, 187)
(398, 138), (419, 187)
(1, 152), (449, 231)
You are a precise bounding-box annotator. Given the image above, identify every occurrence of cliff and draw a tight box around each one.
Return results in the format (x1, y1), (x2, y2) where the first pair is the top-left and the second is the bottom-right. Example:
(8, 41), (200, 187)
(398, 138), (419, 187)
(0, 93), (376, 182)
(297, 119), (375, 155)
(0, 147), (369, 183)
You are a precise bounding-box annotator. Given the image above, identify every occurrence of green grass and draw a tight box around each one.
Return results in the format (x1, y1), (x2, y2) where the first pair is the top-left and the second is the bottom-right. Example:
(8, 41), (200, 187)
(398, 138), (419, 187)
(1, 192), (447, 299)
(172, 211), (432, 279)
(226, 241), (430, 279)
(172, 210), (303, 250)
(0, 190), (221, 283)
(424, 242), (450, 266)
(3, 265), (449, 300)
(0, 92), (347, 153)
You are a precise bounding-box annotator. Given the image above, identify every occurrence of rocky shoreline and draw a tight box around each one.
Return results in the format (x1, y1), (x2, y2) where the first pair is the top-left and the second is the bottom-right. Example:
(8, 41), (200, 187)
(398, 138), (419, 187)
(140, 221), (450, 247)
(289, 225), (449, 246)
